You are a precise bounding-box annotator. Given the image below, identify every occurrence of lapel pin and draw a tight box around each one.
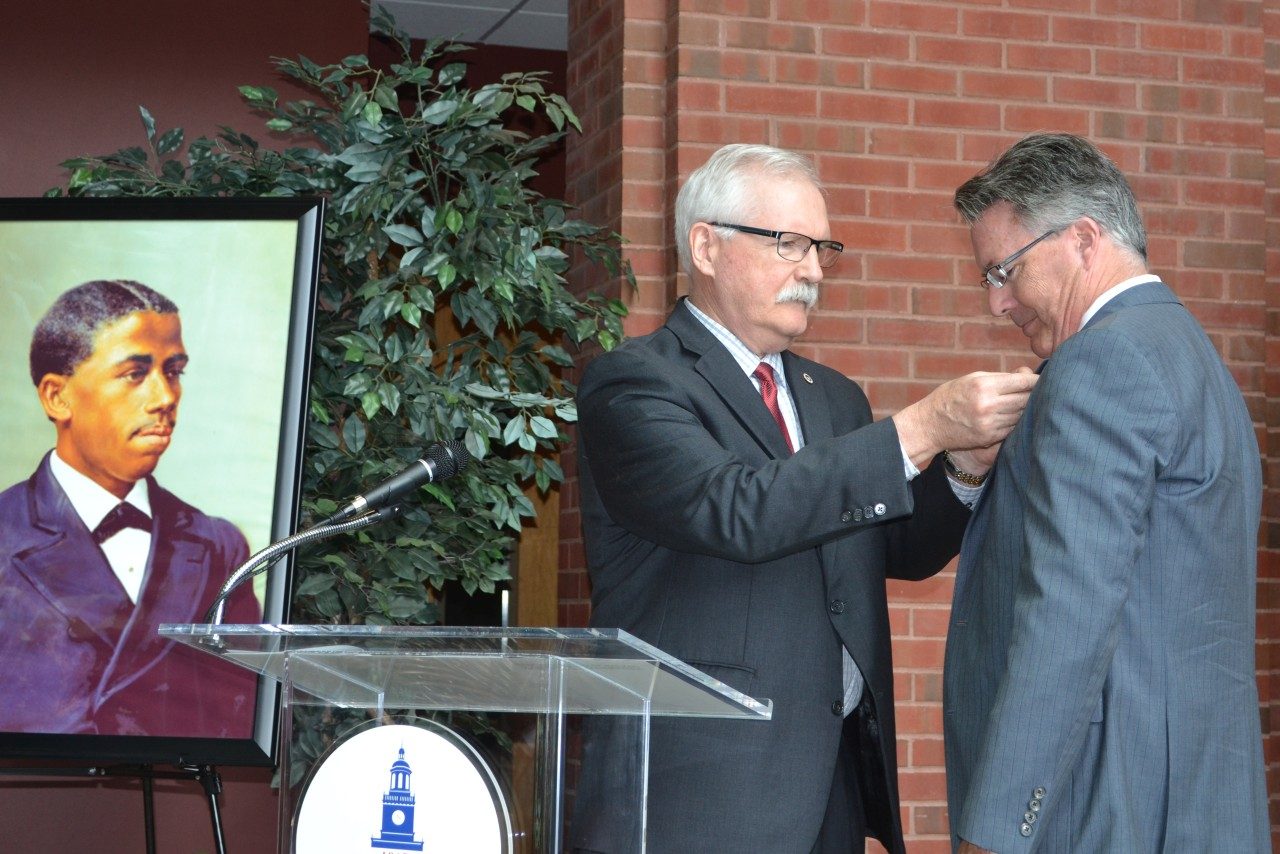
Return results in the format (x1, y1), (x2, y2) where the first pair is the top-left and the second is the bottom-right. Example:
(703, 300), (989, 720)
(803, 372), (814, 384)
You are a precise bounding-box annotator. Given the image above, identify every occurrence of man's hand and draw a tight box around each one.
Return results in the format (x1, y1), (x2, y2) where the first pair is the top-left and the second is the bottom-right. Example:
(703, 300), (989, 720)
(893, 369), (1038, 471)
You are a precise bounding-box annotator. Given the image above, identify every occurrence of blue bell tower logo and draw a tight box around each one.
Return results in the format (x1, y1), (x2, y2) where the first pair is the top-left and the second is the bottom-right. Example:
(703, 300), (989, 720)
(371, 746), (425, 851)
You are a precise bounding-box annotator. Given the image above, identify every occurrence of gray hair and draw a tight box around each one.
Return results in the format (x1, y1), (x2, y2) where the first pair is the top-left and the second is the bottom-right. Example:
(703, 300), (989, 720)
(674, 143), (822, 276)
(953, 133), (1147, 261)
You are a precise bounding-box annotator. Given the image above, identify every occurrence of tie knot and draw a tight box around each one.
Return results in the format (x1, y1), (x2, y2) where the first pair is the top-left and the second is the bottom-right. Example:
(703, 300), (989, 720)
(753, 362), (777, 388)
(93, 502), (151, 544)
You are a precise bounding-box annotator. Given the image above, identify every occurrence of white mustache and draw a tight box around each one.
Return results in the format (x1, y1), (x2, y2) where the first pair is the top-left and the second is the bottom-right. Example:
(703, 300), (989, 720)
(776, 282), (819, 310)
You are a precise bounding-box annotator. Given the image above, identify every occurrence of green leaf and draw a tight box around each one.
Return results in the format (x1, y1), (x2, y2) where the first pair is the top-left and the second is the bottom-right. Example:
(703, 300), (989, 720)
(502, 414), (526, 446)
(529, 416), (558, 439)
(438, 63), (466, 86)
(423, 482), (456, 511)
(445, 208), (463, 233)
(388, 595), (423, 618)
(400, 302), (421, 328)
(295, 573), (336, 595)
(464, 428), (488, 461)
(139, 106), (157, 142)
(342, 415), (367, 453)
(545, 101), (565, 131)
(155, 127), (184, 155)
(362, 100), (383, 126)
(377, 382), (402, 414)
(422, 100), (458, 125)
(314, 589), (342, 618)
(383, 223), (424, 247)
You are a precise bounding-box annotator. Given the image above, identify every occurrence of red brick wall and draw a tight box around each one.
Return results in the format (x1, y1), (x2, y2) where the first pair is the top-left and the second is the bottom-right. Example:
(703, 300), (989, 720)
(565, 0), (1275, 848)
(1263, 0), (1280, 841)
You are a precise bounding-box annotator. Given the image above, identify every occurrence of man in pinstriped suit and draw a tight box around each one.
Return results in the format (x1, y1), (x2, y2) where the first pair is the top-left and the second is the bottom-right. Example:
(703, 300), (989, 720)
(943, 133), (1269, 852)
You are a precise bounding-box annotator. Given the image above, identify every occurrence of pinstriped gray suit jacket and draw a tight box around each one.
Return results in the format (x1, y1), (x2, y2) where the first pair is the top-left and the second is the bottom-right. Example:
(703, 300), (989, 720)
(944, 282), (1269, 852)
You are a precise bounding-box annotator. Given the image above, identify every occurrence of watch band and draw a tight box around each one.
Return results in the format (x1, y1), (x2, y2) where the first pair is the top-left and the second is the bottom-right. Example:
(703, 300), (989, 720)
(943, 450), (987, 486)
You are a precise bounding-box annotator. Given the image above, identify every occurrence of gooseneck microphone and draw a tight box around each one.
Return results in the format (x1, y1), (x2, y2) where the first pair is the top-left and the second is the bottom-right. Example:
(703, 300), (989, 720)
(321, 440), (471, 525)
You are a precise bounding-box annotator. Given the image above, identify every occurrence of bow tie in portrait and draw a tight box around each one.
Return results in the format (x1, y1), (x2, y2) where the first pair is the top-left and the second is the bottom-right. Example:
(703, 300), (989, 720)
(93, 503), (152, 544)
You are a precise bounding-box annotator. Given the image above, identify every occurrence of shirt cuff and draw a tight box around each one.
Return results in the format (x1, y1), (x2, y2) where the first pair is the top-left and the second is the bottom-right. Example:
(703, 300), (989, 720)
(948, 478), (985, 508)
(901, 441), (920, 481)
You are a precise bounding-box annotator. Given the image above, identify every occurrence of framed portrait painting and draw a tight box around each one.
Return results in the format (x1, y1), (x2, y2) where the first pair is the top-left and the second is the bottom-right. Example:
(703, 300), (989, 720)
(0, 195), (323, 765)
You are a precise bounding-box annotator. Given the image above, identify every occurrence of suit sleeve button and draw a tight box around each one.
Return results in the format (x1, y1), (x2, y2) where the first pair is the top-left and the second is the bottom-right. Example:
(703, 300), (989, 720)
(1029, 798), (1042, 812)
(874, 502), (886, 515)
(1024, 811), (1037, 824)
(829, 599), (846, 614)
(1020, 823), (1033, 837)
(840, 510), (852, 522)
(1032, 787), (1046, 799)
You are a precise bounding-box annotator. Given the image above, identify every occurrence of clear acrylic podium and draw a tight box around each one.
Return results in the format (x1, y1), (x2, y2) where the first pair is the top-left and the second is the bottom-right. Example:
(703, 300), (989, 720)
(161, 625), (772, 852)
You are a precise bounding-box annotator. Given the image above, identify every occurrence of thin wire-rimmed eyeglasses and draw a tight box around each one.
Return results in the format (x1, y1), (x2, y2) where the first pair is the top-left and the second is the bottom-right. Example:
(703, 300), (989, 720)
(981, 229), (1058, 289)
(710, 222), (844, 268)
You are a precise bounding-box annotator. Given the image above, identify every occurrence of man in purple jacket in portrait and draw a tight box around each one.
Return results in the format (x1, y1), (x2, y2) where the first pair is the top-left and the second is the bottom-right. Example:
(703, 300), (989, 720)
(0, 279), (259, 737)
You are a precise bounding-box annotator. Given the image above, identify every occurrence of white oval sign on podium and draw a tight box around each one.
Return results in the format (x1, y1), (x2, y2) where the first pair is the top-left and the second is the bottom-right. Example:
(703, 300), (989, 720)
(294, 720), (512, 853)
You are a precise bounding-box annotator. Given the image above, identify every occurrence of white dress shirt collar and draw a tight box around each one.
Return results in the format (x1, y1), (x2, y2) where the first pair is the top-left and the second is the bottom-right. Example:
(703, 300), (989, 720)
(1080, 273), (1161, 329)
(48, 450), (153, 531)
(682, 299), (788, 390)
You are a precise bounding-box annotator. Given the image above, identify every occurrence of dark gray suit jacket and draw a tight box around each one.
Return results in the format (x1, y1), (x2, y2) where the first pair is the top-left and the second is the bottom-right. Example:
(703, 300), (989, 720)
(944, 282), (1268, 852)
(572, 301), (969, 853)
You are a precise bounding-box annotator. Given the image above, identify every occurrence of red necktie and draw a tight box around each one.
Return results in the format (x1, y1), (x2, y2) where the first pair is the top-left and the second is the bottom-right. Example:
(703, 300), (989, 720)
(753, 362), (794, 453)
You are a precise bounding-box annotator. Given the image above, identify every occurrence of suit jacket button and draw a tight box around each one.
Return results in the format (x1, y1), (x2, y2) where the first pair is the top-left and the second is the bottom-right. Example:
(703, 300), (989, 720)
(1024, 811), (1037, 824)
(1029, 798), (1042, 812)
(873, 502), (886, 516)
(863, 505), (874, 518)
(1020, 823), (1033, 837)
(840, 510), (852, 523)
(1032, 787), (1046, 799)
(853, 508), (864, 521)
(831, 700), (844, 716)
(829, 599), (846, 615)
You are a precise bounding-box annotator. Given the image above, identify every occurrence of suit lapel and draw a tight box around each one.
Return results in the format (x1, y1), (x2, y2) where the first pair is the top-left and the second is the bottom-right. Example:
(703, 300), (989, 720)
(668, 302), (795, 459)
(782, 354), (832, 448)
(98, 483), (213, 700)
(781, 353), (847, 577)
(14, 459), (132, 649)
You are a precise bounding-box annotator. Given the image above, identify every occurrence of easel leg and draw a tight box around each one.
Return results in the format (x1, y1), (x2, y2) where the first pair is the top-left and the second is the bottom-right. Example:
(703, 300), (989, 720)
(142, 768), (157, 854)
(193, 764), (228, 854)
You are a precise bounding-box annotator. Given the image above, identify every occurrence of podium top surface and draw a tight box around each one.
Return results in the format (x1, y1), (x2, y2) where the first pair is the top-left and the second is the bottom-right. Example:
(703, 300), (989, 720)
(160, 624), (772, 720)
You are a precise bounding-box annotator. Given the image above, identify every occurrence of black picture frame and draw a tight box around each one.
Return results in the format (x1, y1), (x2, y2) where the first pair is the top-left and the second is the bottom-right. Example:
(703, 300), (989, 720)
(0, 195), (324, 766)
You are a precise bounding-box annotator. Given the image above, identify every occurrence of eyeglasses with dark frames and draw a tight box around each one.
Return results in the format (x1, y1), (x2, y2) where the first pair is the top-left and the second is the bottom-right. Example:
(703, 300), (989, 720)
(710, 222), (844, 268)
(981, 229), (1059, 289)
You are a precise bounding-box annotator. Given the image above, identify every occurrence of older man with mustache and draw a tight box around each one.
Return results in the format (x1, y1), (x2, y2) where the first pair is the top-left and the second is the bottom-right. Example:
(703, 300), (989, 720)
(570, 144), (1039, 854)
(0, 279), (258, 737)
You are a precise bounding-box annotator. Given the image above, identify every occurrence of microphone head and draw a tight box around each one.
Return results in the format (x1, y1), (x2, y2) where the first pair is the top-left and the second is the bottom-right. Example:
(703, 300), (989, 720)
(426, 439), (471, 480)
